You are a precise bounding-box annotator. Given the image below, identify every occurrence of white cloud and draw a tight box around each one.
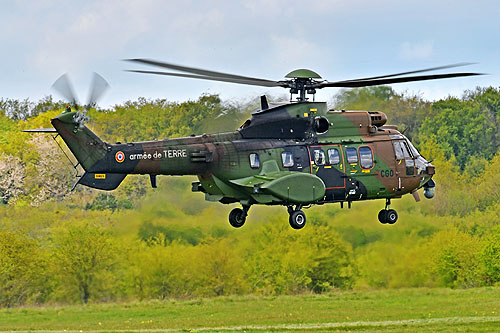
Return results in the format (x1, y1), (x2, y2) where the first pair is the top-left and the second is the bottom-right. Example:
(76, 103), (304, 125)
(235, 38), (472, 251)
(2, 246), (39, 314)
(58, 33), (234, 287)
(269, 34), (326, 75)
(31, 1), (157, 74)
(399, 41), (433, 60)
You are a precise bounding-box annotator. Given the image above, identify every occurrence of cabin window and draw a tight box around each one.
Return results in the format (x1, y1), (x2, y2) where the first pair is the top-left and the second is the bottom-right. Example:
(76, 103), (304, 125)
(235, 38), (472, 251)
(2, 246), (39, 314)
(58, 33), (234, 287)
(393, 140), (412, 160)
(359, 146), (373, 169)
(281, 152), (294, 167)
(313, 149), (326, 166)
(249, 153), (260, 169)
(346, 147), (358, 164)
(328, 148), (340, 165)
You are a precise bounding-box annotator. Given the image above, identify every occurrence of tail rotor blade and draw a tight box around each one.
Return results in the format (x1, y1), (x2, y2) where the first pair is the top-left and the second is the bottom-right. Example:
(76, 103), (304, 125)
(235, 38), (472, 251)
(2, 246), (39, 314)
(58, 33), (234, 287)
(52, 73), (79, 107)
(50, 72), (109, 130)
(86, 72), (109, 108)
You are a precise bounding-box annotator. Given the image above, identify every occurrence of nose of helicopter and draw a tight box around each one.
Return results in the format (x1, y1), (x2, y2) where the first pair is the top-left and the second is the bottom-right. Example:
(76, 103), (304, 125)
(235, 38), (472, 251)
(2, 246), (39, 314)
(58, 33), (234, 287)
(414, 155), (434, 175)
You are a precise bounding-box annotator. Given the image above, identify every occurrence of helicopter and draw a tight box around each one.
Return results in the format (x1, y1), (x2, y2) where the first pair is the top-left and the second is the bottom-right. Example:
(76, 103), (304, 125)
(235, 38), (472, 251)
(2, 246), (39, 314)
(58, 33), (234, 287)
(24, 60), (482, 229)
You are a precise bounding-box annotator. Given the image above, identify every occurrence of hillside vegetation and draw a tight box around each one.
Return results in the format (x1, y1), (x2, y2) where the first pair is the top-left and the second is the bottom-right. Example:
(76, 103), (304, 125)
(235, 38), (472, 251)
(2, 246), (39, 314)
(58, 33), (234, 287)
(0, 88), (499, 307)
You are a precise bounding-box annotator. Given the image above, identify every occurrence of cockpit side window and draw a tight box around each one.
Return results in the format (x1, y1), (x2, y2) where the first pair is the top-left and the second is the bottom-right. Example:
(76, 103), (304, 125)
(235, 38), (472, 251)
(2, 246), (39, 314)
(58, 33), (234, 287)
(393, 140), (412, 159)
(281, 152), (294, 167)
(393, 141), (404, 160)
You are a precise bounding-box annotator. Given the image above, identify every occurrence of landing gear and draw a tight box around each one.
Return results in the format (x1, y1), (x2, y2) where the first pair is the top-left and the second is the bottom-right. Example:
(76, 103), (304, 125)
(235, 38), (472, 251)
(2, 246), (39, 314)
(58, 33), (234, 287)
(378, 199), (398, 224)
(288, 205), (306, 229)
(378, 209), (388, 223)
(229, 205), (250, 228)
(378, 209), (398, 224)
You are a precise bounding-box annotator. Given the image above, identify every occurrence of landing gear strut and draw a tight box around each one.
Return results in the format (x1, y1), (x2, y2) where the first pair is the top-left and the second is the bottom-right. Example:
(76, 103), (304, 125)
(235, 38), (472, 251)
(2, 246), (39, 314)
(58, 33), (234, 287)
(229, 205), (250, 228)
(378, 199), (398, 224)
(288, 205), (306, 229)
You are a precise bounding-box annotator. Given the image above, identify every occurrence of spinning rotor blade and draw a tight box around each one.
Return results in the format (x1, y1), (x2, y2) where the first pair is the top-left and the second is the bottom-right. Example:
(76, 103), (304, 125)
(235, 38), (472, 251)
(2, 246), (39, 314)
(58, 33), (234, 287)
(339, 62), (476, 83)
(51, 72), (109, 128)
(125, 69), (284, 87)
(125, 58), (279, 85)
(52, 73), (78, 106)
(125, 58), (484, 97)
(318, 72), (484, 88)
(86, 72), (109, 107)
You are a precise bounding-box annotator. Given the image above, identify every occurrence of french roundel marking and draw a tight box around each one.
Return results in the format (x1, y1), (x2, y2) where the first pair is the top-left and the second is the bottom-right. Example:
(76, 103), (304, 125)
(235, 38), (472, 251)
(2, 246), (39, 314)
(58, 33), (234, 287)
(115, 151), (125, 163)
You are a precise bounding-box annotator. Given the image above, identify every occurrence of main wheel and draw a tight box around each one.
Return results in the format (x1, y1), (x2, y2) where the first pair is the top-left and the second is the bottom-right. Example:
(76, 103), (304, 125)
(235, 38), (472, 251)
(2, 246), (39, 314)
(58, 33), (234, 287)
(229, 208), (246, 228)
(289, 210), (306, 229)
(378, 209), (387, 224)
(386, 209), (398, 224)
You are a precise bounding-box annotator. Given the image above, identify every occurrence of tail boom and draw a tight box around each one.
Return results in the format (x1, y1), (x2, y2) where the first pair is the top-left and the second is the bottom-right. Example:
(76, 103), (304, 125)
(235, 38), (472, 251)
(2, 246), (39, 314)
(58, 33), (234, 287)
(50, 111), (218, 191)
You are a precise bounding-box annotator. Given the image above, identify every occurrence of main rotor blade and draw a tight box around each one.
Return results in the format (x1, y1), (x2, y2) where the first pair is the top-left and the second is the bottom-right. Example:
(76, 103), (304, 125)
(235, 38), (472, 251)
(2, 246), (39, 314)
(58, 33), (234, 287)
(86, 72), (109, 107)
(52, 73), (78, 105)
(340, 63), (476, 83)
(125, 58), (278, 84)
(126, 70), (285, 87)
(318, 72), (484, 88)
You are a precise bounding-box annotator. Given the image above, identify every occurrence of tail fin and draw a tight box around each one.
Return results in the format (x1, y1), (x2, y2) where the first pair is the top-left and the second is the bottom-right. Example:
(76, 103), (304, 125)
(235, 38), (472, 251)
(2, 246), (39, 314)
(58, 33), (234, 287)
(51, 112), (107, 171)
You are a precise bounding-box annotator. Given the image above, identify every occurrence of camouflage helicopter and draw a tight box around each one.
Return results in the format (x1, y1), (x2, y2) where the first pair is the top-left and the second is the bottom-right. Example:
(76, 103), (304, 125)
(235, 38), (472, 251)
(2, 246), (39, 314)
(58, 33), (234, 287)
(25, 60), (482, 229)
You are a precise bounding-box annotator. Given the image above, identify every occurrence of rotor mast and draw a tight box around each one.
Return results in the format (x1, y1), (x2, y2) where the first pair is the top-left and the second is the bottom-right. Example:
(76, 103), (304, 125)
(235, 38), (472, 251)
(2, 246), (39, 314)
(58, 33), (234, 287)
(284, 69), (321, 102)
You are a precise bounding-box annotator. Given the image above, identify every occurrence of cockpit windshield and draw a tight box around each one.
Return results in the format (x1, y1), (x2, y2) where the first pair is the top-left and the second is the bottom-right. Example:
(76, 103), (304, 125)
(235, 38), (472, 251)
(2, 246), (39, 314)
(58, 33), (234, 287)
(402, 135), (431, 172)
(404, 136), (420, 157)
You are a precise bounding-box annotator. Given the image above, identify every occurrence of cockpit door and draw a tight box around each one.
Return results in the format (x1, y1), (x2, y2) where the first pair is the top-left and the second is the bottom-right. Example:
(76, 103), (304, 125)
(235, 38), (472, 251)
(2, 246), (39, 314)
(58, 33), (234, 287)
(392, 140), (417, 189)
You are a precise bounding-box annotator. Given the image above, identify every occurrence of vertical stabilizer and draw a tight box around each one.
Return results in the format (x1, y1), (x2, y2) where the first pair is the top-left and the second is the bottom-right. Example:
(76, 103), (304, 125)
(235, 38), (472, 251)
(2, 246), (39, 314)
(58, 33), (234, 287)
(51, 112), (107, 171)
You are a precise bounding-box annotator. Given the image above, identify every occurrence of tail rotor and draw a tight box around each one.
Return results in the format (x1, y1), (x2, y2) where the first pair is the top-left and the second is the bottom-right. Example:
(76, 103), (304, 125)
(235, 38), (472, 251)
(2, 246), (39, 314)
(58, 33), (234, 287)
(52, 72), (109, 129)
(52, 73), (79, 110)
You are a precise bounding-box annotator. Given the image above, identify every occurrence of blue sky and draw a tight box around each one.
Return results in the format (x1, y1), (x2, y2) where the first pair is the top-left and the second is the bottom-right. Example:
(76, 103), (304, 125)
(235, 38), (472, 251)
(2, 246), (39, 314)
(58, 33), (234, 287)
(1, 0), (499, 107)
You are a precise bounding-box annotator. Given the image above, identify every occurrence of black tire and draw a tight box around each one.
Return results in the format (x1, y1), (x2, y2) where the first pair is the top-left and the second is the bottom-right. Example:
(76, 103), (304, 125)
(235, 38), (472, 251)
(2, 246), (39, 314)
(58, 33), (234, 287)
(229, 208), (246, 228)
(289, 210), (306, 229)
(386, 209), (398, 224)
(378, 209), (387, 224)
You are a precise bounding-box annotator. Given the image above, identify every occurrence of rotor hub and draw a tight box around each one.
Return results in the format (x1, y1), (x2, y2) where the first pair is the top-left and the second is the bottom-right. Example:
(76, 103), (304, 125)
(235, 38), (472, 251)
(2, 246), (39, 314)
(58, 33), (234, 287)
(285, 69), (322, 79)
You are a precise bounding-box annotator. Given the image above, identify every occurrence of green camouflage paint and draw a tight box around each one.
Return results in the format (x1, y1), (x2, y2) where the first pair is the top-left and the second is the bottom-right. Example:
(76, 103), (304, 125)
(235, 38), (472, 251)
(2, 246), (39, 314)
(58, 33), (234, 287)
(41, 101), (434, 213)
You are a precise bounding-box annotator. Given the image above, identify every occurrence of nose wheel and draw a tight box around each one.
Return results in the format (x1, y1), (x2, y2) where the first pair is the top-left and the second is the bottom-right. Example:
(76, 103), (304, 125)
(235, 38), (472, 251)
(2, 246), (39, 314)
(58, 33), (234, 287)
(378, 199), (398, 224)
(288, 205), (306, 229)
(378, 209), (398, 224)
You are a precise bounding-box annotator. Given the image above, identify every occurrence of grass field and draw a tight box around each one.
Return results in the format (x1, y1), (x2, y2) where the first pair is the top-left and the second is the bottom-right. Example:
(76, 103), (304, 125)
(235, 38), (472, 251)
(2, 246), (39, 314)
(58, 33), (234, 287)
(0, 288), (498, 332)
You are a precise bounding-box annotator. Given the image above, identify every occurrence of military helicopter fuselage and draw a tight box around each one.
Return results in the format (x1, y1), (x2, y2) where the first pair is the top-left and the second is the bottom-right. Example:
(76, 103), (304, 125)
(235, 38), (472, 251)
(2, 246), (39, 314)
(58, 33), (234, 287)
(49, 99), (435, 229)
(28, 59), (481, 229)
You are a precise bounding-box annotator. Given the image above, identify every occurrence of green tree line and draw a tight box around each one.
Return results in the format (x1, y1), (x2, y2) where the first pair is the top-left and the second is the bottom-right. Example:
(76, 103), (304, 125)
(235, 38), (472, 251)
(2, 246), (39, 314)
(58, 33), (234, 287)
(0, 88), (499, 307)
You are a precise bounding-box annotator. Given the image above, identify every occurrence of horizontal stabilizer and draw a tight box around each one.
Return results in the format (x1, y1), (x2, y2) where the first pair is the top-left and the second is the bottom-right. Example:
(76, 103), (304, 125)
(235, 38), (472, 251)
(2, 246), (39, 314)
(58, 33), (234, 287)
(73, 172), (127, 191)
(22, 128), (57, 133)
